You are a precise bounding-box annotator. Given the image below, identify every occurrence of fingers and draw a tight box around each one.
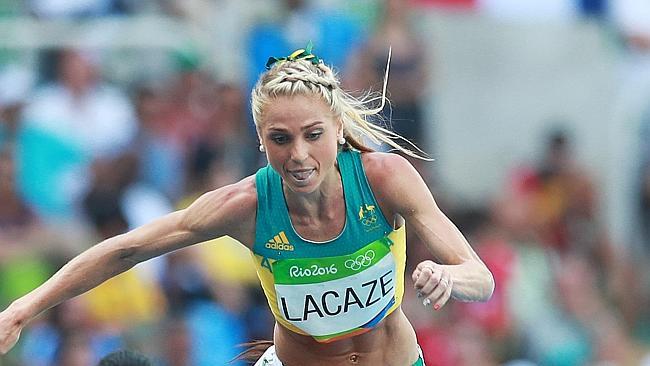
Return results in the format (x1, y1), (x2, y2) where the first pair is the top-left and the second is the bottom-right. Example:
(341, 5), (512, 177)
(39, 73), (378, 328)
(412, 261), (453, 311)
(411, 260), (435, 283)
(0, 313), (22, 355)
(0, 328), (20, 354)
(413, 265), (439, 293)
(431, 276), (453, 310)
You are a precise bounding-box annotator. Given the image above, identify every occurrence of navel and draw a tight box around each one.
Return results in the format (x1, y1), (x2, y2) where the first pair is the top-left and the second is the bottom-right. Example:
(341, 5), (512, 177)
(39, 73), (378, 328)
(348, 353), (360, 364)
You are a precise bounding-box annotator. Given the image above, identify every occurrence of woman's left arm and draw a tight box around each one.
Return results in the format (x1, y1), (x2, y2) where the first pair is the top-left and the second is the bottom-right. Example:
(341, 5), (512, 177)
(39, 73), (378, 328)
(364, 153), (494, 309)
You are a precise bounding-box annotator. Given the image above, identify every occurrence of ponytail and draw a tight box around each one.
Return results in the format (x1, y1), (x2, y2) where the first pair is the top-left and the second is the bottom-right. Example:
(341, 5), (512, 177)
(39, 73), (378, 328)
(231, 340), (274, 364)
(251, 45), (431, 161)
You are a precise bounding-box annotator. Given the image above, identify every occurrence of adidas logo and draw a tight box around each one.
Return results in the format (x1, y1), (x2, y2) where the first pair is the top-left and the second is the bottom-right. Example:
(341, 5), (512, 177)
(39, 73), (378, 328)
(265, 231), (294, 251)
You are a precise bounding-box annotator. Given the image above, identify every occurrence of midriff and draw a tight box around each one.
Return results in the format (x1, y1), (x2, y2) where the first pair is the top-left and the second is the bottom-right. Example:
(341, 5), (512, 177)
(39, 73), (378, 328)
(274, 308), (419, 366)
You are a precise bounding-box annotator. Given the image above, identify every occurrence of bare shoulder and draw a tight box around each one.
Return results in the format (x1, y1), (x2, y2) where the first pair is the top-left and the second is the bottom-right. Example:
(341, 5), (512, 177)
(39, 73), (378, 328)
(182, 175), (258, 248)
(198, 175), (257, 212)
(361, 151), (420, 190)
(361, 152), (424, 216)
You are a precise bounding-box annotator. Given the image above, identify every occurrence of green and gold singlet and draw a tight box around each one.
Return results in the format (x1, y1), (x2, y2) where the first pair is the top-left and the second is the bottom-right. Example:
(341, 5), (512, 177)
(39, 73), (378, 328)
(252, 150), (407, 343)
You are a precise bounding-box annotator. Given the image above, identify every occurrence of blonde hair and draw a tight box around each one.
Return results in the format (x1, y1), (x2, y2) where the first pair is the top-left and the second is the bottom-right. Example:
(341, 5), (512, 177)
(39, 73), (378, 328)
(250, 51), (430, 160)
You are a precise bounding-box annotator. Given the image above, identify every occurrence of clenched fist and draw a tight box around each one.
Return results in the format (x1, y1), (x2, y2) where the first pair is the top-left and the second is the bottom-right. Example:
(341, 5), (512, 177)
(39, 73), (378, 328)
(412, 260), (453, 311)
(0, 307), (24, 355)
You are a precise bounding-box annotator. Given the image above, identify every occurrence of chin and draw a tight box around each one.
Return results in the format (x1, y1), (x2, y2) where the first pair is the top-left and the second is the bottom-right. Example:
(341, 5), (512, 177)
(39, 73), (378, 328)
(283, 180), (318, 194)
(282, 174), (321, 194)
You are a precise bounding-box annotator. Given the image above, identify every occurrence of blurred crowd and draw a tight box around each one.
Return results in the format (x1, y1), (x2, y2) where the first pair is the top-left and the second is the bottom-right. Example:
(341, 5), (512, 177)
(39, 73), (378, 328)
(1, 0), (650, 365)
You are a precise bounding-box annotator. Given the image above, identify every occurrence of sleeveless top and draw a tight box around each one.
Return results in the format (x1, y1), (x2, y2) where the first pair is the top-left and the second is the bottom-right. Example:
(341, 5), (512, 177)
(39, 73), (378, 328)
(251, 149), (407, 343)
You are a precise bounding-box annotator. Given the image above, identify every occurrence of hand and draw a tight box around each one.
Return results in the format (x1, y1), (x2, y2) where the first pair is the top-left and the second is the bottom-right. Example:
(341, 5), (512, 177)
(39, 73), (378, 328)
(411, 260), (453, 311)
(0, 307), (23, 355)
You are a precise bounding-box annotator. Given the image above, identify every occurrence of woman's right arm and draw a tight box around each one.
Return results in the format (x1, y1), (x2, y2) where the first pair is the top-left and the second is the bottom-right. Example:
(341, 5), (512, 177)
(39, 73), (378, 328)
(0, 176), (257, 354)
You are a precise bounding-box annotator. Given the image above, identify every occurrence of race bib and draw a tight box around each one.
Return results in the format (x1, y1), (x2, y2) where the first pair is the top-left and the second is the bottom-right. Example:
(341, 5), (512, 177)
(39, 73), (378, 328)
(272, 238), (396, 339)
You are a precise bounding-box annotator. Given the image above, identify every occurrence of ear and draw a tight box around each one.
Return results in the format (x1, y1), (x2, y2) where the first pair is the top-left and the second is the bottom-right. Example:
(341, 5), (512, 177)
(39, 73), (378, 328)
(337, 120), (344, 138)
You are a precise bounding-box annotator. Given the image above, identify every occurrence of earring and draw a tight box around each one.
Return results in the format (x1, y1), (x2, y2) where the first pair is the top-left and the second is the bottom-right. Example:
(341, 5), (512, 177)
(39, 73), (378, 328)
(338, 136), (346, 145)
(259, 144), (265, 152)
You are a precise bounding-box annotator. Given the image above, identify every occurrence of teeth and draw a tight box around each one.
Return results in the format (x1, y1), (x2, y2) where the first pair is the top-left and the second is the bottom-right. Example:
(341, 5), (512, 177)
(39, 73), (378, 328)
(290, 169), (313, 181)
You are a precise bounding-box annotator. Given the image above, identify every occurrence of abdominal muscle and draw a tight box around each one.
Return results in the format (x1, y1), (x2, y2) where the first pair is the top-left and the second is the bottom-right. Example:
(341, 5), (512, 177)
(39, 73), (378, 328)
(273, 308), (419, 366)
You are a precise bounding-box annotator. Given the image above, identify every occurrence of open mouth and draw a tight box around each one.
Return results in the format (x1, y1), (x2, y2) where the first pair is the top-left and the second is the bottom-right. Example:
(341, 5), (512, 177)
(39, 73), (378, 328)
(287, 168), (315, 183)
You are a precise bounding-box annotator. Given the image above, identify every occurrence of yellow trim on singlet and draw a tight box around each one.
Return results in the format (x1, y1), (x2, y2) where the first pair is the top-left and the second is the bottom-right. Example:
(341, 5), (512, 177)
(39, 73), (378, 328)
(250, 225), (407, 338)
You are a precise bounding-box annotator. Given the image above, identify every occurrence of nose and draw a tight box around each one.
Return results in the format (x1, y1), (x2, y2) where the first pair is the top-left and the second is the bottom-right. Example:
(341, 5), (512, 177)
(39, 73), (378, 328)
(290, 140), (308, 162)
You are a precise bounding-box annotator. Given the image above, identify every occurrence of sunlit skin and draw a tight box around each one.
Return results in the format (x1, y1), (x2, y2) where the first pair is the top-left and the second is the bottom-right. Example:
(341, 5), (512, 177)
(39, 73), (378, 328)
(259, 94), (342, 195)
(256, 95), (421, 365)
(257, 94), (350, 242)
(0, 93), (493, 365)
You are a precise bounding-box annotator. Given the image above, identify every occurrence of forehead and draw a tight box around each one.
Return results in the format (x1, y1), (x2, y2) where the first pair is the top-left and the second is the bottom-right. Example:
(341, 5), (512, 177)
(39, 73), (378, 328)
(261, 94), (335, 130)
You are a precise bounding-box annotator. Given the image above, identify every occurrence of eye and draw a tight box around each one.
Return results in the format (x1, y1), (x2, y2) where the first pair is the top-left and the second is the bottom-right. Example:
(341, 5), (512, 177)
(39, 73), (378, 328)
(270, 134), (290, 144)
(306, 130), (323, 140)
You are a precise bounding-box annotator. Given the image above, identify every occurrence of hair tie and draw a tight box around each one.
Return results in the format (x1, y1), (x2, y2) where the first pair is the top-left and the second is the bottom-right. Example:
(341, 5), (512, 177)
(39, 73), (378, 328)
(265, 41), (322, 70)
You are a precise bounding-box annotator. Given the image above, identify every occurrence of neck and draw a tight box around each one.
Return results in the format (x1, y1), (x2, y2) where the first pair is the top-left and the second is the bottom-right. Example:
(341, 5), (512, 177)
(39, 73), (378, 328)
(283, 165), (342, 220)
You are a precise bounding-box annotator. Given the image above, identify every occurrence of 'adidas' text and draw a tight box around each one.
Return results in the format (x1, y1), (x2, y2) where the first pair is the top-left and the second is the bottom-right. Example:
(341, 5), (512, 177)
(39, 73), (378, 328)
(265, 231), (294, 251)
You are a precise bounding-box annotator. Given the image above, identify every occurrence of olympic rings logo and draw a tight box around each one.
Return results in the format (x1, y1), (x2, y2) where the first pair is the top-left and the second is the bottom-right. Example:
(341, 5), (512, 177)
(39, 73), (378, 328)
(361, 214), (377, 226)
(344, 250), (376, 271)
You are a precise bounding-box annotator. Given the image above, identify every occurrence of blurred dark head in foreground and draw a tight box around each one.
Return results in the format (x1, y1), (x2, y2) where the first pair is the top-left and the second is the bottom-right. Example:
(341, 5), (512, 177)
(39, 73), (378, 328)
(97, 349), (152, 366)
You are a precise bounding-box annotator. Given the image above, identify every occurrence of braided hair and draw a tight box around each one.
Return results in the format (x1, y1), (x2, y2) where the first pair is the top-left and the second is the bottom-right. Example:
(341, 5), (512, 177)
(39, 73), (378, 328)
(251, 54), (429, 160)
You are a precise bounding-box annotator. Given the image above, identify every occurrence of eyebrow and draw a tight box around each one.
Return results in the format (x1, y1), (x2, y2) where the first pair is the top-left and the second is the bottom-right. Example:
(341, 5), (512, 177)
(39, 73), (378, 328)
(267, 121), (324, 132)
